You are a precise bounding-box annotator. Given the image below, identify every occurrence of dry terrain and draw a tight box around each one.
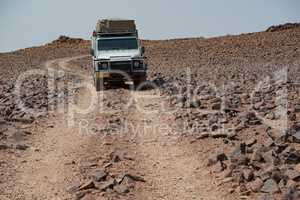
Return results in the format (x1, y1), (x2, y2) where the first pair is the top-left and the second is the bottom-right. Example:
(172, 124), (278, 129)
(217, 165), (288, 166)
(0, 23), (300, 200)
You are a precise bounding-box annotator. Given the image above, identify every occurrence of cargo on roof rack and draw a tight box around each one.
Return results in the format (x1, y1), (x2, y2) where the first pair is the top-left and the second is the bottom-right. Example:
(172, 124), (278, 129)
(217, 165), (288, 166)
(95, 19), (137, 33)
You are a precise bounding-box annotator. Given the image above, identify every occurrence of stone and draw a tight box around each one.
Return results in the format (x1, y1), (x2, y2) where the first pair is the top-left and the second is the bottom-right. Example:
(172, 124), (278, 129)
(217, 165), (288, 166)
(89, 169), (107, 182)
(285, 169), (300, 181)
(262, 150), (277, 164)
(265, 112), (276, 120)
(278, 179), (286, 193)
(212, 161), (225, 173)
(211, 124), (219, 132)
(210, 131), (228, 138)
(249, 178), (264, 192)
(190, 100), (201, 108)
(0, 143), (10, 150)
(121, 175), (136, 185)
(251, 148), (263, 162)
(67, 183), (81, 193)
(294, 105), (300, 113)
(246, 138), (257, 147)
(121, 173), (146, 183)
(111, 154), (121, 163)
(283, 186), (300, 200)
(264, 137), (275, 148)
(207, 156), (218, 167)
(79, 180), (95, 191)
(292, 131), (300, 143)
(271, 169), (283, 183)
(261, 179), (280, 193)
(259, 193), (275, 200)
(211, 102), (221, 110)
(96, 179), (116, 191)
(242, 168), (254, 182)
(294, 163), (300, 173)
(216, 153), (228, 162)
(15, 144), (29, 150)
(114, 184), (130, 194)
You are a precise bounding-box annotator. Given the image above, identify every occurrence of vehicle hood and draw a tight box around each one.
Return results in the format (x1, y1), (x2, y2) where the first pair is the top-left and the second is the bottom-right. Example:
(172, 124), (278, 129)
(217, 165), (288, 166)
(96, 49), (140, 61)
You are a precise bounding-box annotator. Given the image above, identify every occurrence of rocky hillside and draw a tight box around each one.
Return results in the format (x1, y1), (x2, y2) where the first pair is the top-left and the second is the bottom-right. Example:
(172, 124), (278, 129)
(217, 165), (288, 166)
(0, 23), (300, 199)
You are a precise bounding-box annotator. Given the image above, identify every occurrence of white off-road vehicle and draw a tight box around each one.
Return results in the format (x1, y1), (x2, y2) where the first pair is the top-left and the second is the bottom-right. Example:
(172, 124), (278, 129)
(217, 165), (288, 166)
(91, 19), (147, 91)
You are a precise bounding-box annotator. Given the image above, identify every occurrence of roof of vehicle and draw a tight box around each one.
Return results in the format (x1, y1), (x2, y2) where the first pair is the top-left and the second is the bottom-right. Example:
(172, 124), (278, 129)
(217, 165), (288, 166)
(95, 19), (136, 34)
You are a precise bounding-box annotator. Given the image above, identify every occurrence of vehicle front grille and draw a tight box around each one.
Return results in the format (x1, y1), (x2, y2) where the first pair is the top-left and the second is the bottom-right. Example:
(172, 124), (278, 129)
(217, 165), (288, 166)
(110, 61), (132, 72)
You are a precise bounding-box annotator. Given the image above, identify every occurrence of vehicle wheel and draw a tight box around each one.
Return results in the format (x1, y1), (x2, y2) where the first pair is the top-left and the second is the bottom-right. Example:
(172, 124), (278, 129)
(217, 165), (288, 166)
(134, 76), (147, 88)
(95, 78), (106, 91)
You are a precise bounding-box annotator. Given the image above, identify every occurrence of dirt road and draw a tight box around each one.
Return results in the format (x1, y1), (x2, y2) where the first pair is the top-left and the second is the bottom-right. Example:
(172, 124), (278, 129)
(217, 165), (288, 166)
(4, 56), (238, 200)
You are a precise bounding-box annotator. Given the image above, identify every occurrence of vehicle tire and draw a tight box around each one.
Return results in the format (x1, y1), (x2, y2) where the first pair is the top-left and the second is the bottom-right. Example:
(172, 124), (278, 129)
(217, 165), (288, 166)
(134, 76), (147, 88)
(95, 78), (106, 91)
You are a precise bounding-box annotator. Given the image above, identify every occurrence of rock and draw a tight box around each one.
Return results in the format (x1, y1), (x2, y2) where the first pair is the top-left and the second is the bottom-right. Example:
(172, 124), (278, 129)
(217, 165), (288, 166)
(258, 164), (276, 181)
(262, 150), (278, 164)
(264, 137), (275, 148)
(79, 180), (95, 191)
(246, 138), (257, 147)
(251, 148), (263, 162)
(119, 173), (146, 183)
(212, 161), (225, 173)
(278, 179), (286, 193)
(249, 178), (264, 192)
(230, 143), (246, 161)
(12, 116), (34, 124)
(294, 105), (300, 113)
(114, 184), (130, 194)
(283, 186), (300, 200)
(111, 154), (121, 163)
(294, 163), (300, 173)
(216, 153), (228, 162)
(15, 144), (29, 150)
(74, 192), (87, 200)
(96, 179), (116, 191)
(211, 124), (219, 132)
(271, 169), (283, 183)
(207, 156), (218, 167)
(236, 184), (250, 195)
(89, 169), (107, 182)
(261, 179), (280, 193)
(67, 183), (81, 193)
(291, 131), (300, 143)
(211, 102), (221, 110)
(285, 169), (300, 181)
(265, 112), (276, 120)
(242, 168), (254, 182)
(0, 143), (10, 150)
(259, 193), (275, 200)
(190, 100), (201, 108)
(283, 148), (300, 164)
(210, 131), (229, 138)
(120, 175), (136, 185)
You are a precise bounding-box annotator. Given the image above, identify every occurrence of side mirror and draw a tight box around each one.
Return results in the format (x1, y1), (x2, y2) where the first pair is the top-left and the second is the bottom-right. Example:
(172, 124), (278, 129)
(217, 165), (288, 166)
(90, 49), (94, 56)
(141, 46), (145, 54)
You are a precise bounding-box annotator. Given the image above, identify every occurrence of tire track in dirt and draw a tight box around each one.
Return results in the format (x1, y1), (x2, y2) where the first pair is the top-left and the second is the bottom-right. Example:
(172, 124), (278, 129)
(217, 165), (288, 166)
(7, 56), (239, 200)
(9, 56), (99, 200)
(128, 90), (239, 200)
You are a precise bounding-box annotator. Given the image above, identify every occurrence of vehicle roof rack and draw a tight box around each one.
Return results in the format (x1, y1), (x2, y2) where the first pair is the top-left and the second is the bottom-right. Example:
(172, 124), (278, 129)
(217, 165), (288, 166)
(95, 30), (138, 37)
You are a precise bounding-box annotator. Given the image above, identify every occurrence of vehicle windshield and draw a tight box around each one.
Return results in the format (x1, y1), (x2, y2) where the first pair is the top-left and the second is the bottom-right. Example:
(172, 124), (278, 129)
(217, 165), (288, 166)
(98, 37), (138, 51)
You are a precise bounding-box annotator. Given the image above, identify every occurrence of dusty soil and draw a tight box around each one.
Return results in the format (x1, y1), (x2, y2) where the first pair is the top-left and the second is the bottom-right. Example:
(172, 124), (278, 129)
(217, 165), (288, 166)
(1, 24), (300, 200)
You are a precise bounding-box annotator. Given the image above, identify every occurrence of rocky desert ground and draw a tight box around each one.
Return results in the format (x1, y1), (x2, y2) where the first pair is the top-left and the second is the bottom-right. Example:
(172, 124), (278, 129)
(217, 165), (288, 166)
(0, 23), (300, 200)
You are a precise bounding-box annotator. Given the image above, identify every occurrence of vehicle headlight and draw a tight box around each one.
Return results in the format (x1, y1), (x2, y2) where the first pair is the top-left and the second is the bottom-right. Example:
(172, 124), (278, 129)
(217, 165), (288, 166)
(102, 62), (108, 69)
(98, 62), (108, 70)
(133, 61), (140, 68)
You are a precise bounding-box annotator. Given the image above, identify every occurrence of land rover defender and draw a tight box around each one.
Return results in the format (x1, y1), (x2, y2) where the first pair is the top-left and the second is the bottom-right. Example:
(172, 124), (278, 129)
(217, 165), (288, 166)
(91, 19), (147, 91)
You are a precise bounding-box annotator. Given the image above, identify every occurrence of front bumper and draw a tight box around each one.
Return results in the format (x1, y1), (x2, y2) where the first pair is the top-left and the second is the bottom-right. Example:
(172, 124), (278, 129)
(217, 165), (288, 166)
(95, 71), (146, 81)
